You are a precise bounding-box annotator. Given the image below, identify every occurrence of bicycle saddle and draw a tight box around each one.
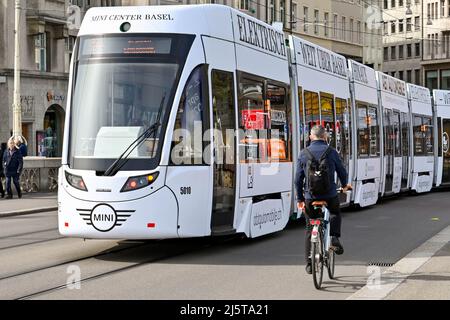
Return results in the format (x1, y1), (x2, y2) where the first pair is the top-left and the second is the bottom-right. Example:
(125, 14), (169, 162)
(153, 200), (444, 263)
(311, 200), (328, 207)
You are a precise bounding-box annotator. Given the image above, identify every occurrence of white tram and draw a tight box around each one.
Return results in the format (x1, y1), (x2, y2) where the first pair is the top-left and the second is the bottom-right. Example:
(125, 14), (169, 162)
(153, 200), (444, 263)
(58, 4), (449, 240)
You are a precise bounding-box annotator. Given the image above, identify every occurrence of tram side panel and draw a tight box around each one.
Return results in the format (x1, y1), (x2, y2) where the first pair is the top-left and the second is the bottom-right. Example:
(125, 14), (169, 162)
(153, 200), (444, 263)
(348, 60), (381, 207)
(407, 84), (434, 193)
(230, 12), (293, 238)
(376, 72), (408, 197)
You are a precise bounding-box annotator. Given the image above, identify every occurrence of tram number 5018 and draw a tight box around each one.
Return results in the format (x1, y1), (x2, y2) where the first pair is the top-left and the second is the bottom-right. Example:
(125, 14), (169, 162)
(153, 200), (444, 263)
(180, 187), (192, 195)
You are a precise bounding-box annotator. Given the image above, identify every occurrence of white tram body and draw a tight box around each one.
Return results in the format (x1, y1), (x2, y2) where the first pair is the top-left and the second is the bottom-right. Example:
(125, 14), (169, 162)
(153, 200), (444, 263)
(348, 60), (381, 207)
(58, 4), (448, 240)
(407, 84), (434, 193)
(433, 90), (450, 187)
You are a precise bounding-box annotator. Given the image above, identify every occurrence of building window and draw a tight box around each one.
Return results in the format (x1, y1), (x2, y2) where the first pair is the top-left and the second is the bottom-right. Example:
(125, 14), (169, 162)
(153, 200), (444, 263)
(269, 0), (275, 24)
(333, 14), (338, 38)
(34, 33), (47, 72)
(426, 70), (438, 91)
(384, 47), (389, 61)
(399, 0), (404, 6)
(406, 17), (412, 32)
(399, 70), (404, 80)
(383, 21), (388, 35)
(391, 20), (396, 33)
(399, 44), (404, 59)
(391, 46), (396, 59)
(415, 16), (420, 31)
(391, 0), (395, 8)
(342, 17), (346, 40)
(415, 69), (421, 85)
(292, 3), (297, 30)
(415, 42), (421, 57)
(442, 0), (445, 17)
(441, 69), (450, 89)
(407, 70), (412, 82)
(239, 0), (249, 10)
(407, 44), (412, 58)
(314, 10), (319, 35)
(399, 19), (404, 33)
(350, 18), (354, 42)
(357, 20), (361, 43)
(324, 12), (329, 37)
(280, 0), (285, 26)
(304, 7), (309, 32)
(384, 0), (388, 9)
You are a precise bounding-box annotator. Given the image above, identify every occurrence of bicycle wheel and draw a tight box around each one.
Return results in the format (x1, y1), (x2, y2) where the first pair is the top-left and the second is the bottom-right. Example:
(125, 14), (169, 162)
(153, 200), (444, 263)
(311, 231), (324, 289)
(327, 249), (335, 279)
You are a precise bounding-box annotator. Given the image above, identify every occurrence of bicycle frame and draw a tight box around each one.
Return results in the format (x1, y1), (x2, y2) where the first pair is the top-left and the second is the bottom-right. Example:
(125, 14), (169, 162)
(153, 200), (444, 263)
(310, 205), (331, 252)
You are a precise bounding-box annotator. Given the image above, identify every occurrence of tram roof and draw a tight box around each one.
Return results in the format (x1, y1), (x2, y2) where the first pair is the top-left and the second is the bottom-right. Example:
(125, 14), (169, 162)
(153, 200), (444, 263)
(433, 90), (450, 106)
(78, 4), (285, 53)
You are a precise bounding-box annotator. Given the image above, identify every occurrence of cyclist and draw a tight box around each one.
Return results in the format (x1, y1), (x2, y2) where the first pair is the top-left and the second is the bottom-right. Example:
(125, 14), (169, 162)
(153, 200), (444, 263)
(295, 125), (352, 274)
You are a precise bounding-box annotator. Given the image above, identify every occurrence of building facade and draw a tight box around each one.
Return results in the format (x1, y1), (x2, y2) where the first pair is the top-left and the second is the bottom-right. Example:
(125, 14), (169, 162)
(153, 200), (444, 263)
(382, 0), (423, 85)
(422, 0), (450, 90)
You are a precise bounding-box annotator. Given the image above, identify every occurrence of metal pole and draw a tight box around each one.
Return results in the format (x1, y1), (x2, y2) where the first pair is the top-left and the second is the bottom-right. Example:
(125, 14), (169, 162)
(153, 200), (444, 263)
(12, 0), (22, 139)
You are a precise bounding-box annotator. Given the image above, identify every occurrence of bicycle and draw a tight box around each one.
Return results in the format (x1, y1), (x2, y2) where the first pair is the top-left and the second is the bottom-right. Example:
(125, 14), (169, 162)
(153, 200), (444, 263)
(308, 188), (351, 289)
(309, 199), (334, 289)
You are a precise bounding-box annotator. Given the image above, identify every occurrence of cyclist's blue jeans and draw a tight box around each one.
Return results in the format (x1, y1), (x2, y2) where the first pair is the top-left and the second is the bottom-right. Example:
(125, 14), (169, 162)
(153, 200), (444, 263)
(304, 195), (341, 263)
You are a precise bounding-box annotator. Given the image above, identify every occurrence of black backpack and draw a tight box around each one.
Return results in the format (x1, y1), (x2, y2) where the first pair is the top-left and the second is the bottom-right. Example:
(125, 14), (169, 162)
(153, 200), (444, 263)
(304, 146), (332, 197)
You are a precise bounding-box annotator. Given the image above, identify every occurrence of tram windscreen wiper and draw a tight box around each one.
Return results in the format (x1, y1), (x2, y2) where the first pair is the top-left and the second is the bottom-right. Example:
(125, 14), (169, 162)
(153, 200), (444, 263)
(103, 93), (166, 177)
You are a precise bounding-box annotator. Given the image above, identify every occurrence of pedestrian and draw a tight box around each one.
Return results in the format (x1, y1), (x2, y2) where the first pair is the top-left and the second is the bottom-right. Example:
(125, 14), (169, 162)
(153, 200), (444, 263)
(14, 136), (27, 157)
(3, 138), (23, 199)
(0, 143), (5, 198)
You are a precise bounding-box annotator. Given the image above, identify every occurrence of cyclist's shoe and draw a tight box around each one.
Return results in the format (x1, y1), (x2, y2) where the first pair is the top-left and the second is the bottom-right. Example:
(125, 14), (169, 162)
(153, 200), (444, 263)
(305, 261), (312, 274)
(331, 236), (344, 255)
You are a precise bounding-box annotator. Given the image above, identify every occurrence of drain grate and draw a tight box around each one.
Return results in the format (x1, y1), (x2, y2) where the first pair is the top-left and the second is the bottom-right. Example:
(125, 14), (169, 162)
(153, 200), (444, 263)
(367, 262), (394, 267)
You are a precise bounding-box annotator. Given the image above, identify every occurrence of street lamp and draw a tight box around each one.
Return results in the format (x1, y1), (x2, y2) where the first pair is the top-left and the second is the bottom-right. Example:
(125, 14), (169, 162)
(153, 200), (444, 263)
(12, 0), (23, 142)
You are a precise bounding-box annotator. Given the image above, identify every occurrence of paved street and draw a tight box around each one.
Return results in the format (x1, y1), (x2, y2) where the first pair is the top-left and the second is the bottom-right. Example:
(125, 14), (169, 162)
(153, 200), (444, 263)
(0, 191), (449, 300)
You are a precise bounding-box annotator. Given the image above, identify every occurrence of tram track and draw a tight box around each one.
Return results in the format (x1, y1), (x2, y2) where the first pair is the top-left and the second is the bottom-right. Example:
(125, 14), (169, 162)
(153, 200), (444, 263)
(14, 235), (238, 300)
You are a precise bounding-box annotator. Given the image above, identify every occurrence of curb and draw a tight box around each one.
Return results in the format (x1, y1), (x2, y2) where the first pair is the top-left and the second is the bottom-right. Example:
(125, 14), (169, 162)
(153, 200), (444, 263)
(0, 207), (58, 218)
(347, 224), (450, 300)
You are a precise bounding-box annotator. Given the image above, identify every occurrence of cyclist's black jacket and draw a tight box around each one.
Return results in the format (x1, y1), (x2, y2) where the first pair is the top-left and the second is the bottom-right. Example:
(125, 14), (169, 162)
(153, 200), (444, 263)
(295, 140), (348, 202)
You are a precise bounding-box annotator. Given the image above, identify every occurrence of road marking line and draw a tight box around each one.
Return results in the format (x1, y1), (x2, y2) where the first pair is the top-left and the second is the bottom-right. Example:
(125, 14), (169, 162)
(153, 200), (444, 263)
(347, 225), (450, 300)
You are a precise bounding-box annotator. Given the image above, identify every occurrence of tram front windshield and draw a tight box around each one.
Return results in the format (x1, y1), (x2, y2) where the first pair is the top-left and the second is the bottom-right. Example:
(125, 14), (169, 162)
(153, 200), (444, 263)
(69, 34), (194, 171)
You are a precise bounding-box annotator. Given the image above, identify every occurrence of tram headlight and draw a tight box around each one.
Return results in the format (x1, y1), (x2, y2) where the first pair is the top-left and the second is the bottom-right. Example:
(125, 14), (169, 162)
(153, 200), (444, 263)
(65, 172), (88, 191)
(121, 172), (159, 192)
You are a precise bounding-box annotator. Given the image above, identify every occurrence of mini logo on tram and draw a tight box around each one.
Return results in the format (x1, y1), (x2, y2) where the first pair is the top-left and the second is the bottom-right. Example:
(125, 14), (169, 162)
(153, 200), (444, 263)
(90, 204), (117, 232)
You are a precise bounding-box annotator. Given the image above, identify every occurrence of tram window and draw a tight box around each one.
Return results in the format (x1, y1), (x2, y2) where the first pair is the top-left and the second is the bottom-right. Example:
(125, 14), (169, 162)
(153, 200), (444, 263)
(368, 106), (380, 156)
(357, 104), (370, 157)
(304, 91), (320, 146)
(238, 77), (266, 163)
(393, 111), (401, 157)
(413, 115), (424, 155)
(320, 93), (335, 148)
(298, 87), (305, 149)
(267, 84), (290, 161)
(424, 117), (433, 155)
(171, 65), (208, 165)
(384, 109), (393, 157)
(401, 112), (410, 157)
(335, 97), (351, 165)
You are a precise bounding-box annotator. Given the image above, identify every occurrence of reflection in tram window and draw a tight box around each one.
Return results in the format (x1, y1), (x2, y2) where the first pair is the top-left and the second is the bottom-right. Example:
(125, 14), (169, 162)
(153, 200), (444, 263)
(357, 104), (379, 157)
(320, 93), (336, 148)
(267, 84), (290, 161)
(413, 115), (433, 155)
(335, 98), (351, 179)
(238, 78), (266, 162)
(304, 91), (319, 146)
(171, 66), (208, 165)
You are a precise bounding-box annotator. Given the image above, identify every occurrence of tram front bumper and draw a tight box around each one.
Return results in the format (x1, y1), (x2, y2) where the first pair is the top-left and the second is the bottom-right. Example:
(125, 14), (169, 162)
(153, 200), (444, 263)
(58, 186), (179, 239)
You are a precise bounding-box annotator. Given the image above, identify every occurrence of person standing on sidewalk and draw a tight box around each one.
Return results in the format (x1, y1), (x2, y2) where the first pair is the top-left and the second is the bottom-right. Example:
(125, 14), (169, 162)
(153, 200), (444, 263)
(3, 138), (23, 199)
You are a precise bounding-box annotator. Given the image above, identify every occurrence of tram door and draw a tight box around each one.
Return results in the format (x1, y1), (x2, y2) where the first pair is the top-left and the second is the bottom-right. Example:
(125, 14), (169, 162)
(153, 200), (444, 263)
(443, 119), (450, 184)
(335, 98), (351, 203)
(210, 70), (236, 230)
(400, 112), (410, 189)
(384, 109), (394, 193)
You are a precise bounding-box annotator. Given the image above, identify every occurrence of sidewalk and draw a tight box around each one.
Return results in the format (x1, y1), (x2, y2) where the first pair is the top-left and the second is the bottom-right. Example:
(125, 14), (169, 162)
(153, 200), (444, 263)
(348, 225), (450, 300)
(0, 193), (57, 217)
(385, 242), (450, 299)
